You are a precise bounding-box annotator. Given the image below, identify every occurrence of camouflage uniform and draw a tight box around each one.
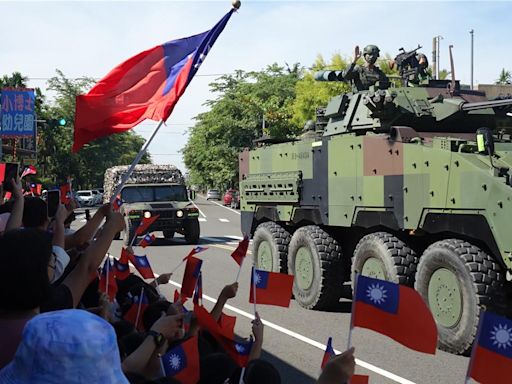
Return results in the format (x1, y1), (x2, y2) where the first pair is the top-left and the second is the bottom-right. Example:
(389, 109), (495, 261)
(343, 45), (389, 91)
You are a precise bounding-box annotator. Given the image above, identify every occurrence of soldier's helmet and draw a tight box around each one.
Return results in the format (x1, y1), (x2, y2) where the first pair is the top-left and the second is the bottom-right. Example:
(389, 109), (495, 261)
(363, 45), (380, 57)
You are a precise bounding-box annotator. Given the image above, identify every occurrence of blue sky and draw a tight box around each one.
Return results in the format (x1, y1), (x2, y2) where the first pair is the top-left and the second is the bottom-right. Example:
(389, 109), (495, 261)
(1, 0), (511, 171)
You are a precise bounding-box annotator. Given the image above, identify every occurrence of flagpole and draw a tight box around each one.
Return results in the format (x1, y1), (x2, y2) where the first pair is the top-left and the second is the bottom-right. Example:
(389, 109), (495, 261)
(158, 354), (166, 377)
(252, 266), (257, 315)
(135, 286), (145, 329)
(110, 119), (166, 203)
(105, 258), (110, 299)
(235, 256), (244, 283)
(347, 273), (359, 349)
(238, 367), (246, 384)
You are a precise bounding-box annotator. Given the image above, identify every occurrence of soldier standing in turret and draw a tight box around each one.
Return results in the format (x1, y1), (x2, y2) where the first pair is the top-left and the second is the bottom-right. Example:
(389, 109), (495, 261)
(343, 45), (389, 91)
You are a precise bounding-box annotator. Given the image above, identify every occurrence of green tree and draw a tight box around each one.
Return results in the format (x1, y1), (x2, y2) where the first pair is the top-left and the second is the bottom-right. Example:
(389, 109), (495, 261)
(496, 68), (512, 85)
(183, 65), (299, 189)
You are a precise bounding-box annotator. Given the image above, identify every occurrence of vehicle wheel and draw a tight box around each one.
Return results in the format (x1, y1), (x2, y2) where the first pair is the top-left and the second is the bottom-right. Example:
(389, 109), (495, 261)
(184, 219), (200, 244)
(351, 232), (417, 289)
(287, 225), (345, 310)
(163, 230), (175, 239)
(415, 239), (504, 355)
(252, 222), (291, 273)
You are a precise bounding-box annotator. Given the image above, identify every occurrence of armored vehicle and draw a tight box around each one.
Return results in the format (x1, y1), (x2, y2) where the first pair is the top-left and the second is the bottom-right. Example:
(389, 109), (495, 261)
(104, 164), (200, 244)
(239, 49), (512, 354)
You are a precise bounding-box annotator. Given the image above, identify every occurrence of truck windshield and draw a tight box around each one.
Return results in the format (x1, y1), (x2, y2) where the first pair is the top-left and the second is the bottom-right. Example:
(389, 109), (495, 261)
(121, 185), (188, 203)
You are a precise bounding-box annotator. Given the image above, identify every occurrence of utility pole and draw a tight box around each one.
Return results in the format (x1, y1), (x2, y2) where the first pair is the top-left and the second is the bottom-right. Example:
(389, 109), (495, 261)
(470, 29), (474, 90)
(436, 35), (443, 79)
(432, 37), (437, 80)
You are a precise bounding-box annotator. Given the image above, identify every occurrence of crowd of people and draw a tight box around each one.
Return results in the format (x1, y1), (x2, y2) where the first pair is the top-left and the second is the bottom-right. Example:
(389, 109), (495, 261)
(0, 176), (356, 384)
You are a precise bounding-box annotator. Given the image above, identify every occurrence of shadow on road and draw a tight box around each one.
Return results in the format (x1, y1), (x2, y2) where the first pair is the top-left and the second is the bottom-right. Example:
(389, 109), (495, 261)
(260, 349), (317, 384)
(145, 235), (241, 247)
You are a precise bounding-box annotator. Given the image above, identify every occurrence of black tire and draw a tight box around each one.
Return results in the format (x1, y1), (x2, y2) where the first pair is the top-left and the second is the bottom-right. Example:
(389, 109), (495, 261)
(414, 239), (504, 355)
(287, 225), (345, 310)
(184, 219), (200, 244)
(163, 230), (175, 239)
(252, 222), (291, 273)
(351, 232), (417, 288)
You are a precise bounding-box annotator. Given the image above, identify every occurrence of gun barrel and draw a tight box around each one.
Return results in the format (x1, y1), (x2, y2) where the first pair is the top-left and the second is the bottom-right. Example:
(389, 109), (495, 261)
(460, 98), (512, 111)
(314, 70), (344, 82)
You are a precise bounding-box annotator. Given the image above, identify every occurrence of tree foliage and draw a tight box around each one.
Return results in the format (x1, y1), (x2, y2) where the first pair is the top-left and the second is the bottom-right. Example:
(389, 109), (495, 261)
(496, 68), (512, 85)
(182, 64), (300, 189)
(1, 70), (150, 189)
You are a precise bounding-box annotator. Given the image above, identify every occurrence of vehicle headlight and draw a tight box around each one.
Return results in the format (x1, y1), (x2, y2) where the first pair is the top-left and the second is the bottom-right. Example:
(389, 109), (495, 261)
(144, 211), (152, 218)
(176, 210), (184, 218)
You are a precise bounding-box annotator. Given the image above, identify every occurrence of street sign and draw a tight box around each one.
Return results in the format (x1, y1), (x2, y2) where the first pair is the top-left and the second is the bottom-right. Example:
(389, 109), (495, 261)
(0, 89), (36, 137)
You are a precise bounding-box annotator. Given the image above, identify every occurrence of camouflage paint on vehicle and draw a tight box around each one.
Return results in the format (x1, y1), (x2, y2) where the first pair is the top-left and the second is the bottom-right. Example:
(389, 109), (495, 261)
(240, 64), (512, 355)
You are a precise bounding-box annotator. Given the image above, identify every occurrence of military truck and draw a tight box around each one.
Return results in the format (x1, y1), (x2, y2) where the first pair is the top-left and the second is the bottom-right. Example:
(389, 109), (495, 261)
(104, 164), (200, 244)
(239, 48), (512, 355)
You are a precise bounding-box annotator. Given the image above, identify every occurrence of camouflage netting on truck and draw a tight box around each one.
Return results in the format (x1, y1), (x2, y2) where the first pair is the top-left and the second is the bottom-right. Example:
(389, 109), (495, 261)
(103, 164), (184, 203)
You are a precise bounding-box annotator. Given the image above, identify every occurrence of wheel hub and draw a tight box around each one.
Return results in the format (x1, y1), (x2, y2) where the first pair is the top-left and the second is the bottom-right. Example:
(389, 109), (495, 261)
(361, 257), (386, 280)
(257, 241), (273, 271)
(295, 246), (314, 290)
(428, 268), (462, 328)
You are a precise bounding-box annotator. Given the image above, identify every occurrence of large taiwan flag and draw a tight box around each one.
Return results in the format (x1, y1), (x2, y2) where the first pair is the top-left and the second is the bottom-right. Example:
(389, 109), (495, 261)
(73, 9), (235, 152)
(352, 275), (437, 354)
(468, 311), (512, 384)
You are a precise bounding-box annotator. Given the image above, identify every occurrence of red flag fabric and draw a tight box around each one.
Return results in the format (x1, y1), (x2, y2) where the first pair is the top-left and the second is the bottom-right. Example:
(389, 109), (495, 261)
(181, 256), (203, 298)
(194, 305), (252, 367)
(321, 337), (335, 370)
(249, 268), (294, 308)
(135, 214), (160, 236)
(72, 10), (234, 152)
(161, 336), (200, 384)
(20, 165), (36, 178)
(173, 289), (188, 305)
(183, 246), (208, 261)
(218, 313), (237, 336)
(192, 272), (203, 306)
(112, 195), (123, 211)
(114, 250), (131, 280)
(0, 164), (5, 182)
(138, 233), (156, 248)
(29, 183), (42, 196)
(352, 275), (437, 354)
(124, 290), (149, 331)
(98, 258), (117, 301)
(468, 311), (512, 384)
(231, 236), (249, 266)
(128, 253), (154, 279)
(59, 183), (71, 204)
(350, 375), (370, 384)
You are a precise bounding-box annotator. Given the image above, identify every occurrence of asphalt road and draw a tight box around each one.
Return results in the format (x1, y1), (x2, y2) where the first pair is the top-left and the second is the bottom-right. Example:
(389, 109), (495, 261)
(81, 196), (472, 384)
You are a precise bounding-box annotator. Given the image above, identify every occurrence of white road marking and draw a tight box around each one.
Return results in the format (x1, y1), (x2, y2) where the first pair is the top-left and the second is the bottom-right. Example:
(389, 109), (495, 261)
(198, 218), (207, 222)
(219, 218), (229, 223)
(159, 275), (415, 384)
(207, 197), (241, 215)
(190, 200), (207, 218)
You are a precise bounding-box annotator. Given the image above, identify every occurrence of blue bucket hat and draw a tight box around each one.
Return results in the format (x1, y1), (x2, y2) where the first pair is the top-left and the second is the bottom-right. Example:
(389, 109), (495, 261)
(0, 309), (129, 383)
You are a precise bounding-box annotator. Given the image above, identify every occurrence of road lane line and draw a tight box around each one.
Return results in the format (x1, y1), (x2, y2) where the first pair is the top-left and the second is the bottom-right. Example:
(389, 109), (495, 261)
(219, 218), (229, 222)
(199, 218), (207, 222)
(207, 198), (241, 215)
(155, 270), (415, 383)
(190, 200), (207, 218)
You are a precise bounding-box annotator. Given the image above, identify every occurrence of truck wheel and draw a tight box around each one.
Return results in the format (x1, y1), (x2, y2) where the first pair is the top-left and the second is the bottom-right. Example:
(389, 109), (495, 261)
(252, 222), (291, 273)
(184, 219), (200, 244)
(163, 230), (175, 239)
(415, 239), (504, 355)
(287, 225), (344, 310)
(351, 232), (417, 288)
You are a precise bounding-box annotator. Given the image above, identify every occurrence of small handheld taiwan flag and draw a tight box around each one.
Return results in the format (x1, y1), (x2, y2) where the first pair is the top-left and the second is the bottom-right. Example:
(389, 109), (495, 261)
(124, 290), (149, 331)
(321, 337), (335, 369)
(183, 245), (208, 261)
(231, 235), (249, 266)
(135, 215), (160, 235)
(161, 336), (200, 384)
(138, 233), (156, 248)
(20, 165), (36, 178)
(112, 195), (123, 211)
(181, 256), (203, 298)
(468, 311), (512, 384)
(249, 267), (294, 308)
(113, 251), (130, 280)
(128, 253), (154, 279)
(352, 275), (437, 354)
(98, 258), (117, 301)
